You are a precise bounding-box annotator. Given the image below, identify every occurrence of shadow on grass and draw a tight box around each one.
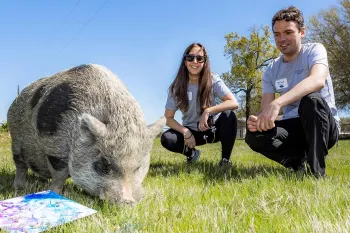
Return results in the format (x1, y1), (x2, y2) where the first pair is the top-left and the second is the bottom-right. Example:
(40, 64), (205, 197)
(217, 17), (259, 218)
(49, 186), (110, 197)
(0, 169), (133, 210)
(0, 169), (84, 199)
(148, 161), (296, 183)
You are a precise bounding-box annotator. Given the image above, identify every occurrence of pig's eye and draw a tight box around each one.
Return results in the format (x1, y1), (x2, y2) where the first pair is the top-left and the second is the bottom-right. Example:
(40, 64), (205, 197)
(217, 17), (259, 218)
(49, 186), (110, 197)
(93, 157), (112, 176)
(134, 165), (141, 173)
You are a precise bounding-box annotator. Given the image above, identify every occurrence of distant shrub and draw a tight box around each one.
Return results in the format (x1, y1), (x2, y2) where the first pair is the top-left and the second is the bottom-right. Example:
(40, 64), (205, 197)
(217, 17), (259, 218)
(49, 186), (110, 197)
(0, 122), (8, 132)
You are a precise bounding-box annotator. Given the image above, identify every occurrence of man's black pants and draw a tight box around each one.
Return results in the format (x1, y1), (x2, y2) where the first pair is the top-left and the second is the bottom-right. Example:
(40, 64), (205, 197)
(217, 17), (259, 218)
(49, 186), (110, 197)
(245, 93), (339, 177)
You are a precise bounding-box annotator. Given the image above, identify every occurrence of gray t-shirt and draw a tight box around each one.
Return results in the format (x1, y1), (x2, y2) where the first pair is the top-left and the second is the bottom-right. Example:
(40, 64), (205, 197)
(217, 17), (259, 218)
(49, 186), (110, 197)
(262, 42), (340, 131)
(165, 74), (231, 130)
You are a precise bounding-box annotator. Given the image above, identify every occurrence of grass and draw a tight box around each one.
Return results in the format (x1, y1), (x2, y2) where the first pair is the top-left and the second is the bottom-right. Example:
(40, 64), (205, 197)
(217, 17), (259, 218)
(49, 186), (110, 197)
(0, 132), (350, 232)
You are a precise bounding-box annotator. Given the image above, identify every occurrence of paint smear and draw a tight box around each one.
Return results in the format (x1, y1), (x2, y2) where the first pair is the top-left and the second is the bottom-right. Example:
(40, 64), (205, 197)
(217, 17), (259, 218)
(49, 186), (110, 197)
(0, 190), (97, 233)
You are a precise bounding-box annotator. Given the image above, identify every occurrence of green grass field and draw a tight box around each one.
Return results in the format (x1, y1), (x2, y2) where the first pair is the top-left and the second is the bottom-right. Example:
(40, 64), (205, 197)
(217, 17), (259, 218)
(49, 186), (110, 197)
(0, 132), (349, 233)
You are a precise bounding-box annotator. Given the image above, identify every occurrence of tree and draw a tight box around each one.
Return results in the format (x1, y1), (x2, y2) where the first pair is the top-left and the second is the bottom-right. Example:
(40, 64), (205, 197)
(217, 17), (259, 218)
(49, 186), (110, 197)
(0, 122), (8, 133)
(308, 0), (350, 109)
(222, 26), (279, 119)
(340, 117), (350, 132)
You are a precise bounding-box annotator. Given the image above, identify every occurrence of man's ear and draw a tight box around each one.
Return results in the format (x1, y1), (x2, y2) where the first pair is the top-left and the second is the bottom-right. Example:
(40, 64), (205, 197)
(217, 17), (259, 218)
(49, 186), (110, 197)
(300, 27), (306, 37)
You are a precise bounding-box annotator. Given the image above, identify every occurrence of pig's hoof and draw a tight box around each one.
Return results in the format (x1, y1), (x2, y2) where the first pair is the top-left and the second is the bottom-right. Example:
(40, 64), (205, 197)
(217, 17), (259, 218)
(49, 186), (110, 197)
(13, 181), (25, 190)
(49, 185), (63, 194)
(38, 177), (49, 183)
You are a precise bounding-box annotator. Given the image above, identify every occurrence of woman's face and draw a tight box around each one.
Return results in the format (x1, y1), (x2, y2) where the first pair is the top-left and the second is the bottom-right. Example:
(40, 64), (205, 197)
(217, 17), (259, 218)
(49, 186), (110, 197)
(184, 46), (205, 76)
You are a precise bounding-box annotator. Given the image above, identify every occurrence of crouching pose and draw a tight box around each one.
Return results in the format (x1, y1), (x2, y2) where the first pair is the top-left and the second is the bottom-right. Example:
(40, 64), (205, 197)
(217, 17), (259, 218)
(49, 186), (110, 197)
(245, 6), (340, 177)
(161, 43), (239, 166)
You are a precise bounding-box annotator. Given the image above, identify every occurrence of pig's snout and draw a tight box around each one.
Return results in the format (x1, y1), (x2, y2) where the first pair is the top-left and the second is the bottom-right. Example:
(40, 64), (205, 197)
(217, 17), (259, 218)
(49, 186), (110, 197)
(99, 181), (136, 205)
(121, 182), (136, 204)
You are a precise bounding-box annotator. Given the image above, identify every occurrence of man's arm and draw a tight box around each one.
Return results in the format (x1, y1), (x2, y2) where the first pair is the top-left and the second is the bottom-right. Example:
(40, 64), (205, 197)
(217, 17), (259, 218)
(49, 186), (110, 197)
(247, 93), (274, 132)
(256, 64), (328, 131)
(261, 93), (275, 112)
(273, 64), (327, 107)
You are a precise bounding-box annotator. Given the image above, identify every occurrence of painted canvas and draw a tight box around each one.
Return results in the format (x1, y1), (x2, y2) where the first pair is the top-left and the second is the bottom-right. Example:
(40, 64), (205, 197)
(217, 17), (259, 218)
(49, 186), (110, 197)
(0, 190), (97, 233)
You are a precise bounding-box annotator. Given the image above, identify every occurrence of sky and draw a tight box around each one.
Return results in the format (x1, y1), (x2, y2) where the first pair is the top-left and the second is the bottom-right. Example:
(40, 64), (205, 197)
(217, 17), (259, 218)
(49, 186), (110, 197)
(0, 0), (343, 125)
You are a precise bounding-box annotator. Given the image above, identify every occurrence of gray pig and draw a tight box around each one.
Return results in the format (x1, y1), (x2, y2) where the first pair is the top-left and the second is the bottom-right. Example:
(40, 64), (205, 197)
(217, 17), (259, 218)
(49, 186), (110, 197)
(7, 64), (164, 204)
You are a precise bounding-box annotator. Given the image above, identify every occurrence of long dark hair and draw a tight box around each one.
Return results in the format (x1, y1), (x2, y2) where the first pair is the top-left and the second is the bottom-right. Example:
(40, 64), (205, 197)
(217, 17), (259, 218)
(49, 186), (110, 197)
(169, 43), (212, 113)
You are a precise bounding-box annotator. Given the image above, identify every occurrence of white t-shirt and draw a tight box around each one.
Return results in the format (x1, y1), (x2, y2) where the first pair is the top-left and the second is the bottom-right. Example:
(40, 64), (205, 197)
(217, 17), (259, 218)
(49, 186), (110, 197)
(165, 74), (231, 130)
(262, 42), (340, 131)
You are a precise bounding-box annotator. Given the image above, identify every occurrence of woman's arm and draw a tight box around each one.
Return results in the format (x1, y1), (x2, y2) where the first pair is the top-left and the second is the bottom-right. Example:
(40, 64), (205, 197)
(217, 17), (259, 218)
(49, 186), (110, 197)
(164, 109), (196, 148)
(198, 93), (238, 131)
(203, 92), (238, 115)
(164, 109), (191, 136)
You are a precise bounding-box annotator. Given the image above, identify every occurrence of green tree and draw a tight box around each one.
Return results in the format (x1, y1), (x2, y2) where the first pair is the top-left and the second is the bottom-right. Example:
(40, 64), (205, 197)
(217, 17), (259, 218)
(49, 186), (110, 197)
(308, 0), (350, 109)
(222, 26), (279, 119)
(0, 122), (8, 132)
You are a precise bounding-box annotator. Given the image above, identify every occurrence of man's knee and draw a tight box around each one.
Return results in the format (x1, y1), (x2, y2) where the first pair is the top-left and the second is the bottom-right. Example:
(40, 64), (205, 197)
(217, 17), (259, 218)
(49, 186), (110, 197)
(245, 131), (265, 153)
(299, 92), (328, 118)
(299, 93), (322, 111)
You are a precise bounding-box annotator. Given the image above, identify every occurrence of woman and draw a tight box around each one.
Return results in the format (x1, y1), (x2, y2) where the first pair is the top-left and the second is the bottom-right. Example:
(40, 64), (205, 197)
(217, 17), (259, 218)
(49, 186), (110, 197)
(161, 43), (238, 166)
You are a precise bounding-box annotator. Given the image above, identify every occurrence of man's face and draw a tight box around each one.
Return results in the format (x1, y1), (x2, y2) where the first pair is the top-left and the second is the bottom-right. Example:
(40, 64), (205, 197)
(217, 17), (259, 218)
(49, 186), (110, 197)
(273, 20), (305, 61)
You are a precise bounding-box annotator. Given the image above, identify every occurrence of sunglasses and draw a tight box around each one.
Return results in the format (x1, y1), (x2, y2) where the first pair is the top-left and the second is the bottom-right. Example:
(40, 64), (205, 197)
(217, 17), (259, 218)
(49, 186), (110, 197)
(184, 54), (206, 63)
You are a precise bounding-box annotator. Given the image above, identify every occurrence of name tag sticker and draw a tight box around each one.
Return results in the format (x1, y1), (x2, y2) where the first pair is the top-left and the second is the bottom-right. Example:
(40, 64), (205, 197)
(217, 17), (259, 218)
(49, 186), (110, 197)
(275, 78), (288, 90)
(188, 92), (192, 101)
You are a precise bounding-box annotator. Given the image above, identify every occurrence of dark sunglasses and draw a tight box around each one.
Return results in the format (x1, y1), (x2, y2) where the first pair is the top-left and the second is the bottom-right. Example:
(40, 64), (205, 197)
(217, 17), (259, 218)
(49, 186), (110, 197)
(184, 54), (206, 63)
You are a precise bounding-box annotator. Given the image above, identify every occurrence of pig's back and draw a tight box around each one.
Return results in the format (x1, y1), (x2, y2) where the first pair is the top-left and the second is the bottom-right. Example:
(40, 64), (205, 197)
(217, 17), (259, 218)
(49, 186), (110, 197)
(7, 64), (146, 178)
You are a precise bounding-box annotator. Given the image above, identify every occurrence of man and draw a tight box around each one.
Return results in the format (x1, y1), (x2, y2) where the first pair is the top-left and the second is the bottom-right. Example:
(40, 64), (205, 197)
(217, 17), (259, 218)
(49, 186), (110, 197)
(245, 6), (340, 177)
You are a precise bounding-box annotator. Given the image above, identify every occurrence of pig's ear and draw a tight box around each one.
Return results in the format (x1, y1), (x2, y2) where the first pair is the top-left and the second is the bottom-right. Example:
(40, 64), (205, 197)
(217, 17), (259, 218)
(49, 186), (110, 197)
(80, 113), (107, 140)
(147, 116), (165, 139)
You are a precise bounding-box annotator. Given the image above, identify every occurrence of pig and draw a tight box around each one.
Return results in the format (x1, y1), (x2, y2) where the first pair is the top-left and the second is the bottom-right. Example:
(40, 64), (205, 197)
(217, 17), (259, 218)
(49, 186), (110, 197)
(7, 64), (164, 204)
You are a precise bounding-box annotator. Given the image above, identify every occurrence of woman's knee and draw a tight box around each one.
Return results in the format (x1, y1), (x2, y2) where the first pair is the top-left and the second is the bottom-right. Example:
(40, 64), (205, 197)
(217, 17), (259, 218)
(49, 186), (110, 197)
(160, 130), (176, 149)
(218, 110), (237, 126)
(222, 110), (237, 120)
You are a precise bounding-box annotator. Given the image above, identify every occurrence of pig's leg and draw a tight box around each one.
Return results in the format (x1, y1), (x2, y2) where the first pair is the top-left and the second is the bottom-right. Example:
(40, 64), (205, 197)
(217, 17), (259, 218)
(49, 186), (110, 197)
(47, 156), (69, 194)
(12, 144), (28, 190)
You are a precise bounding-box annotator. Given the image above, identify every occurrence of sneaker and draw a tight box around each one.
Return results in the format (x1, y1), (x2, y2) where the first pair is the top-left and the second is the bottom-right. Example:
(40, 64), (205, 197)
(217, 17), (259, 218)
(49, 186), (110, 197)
(187, 149), (201, 163)
(218, 158), (231, 167)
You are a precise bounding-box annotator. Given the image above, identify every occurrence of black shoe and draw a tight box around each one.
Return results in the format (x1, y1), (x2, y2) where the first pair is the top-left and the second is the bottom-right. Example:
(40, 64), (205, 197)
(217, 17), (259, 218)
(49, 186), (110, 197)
(187, 150), (201, 163)
(293, 163), (327, 178)
(218, 158), (231, 166)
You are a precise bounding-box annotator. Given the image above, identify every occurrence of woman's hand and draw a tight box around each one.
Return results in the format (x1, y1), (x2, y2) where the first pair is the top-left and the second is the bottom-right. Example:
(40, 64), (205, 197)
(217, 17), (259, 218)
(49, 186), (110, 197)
(198, 110), (210, 131)
(184, 129), (196, 149)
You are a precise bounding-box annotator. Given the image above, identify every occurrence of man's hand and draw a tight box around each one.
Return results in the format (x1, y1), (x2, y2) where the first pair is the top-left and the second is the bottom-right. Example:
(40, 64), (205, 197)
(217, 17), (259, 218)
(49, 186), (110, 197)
(256, 101), (281, 132)
(247, 115), (258, 132)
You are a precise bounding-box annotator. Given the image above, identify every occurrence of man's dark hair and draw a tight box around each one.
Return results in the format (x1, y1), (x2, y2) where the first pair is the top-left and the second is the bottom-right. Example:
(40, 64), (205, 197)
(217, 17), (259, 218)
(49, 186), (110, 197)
(272, 6), (304, 31)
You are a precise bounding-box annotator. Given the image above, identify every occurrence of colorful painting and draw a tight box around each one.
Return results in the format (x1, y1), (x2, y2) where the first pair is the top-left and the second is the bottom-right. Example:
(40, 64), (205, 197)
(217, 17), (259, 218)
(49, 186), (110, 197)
(0, 190), (97, 233)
